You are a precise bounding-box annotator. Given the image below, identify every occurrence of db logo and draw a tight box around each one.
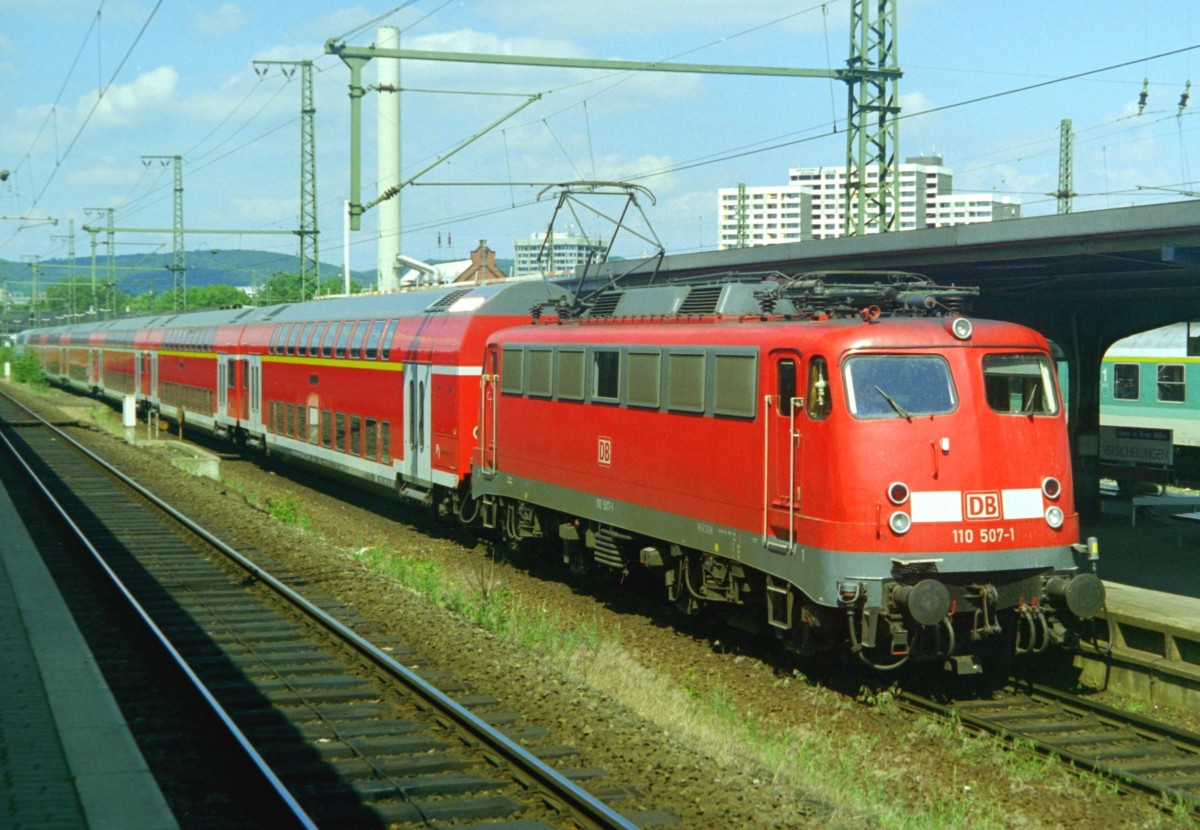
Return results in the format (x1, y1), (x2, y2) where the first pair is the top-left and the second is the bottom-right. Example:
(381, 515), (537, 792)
(965, 491), (1001, 520)
(597, 436), (613, 467)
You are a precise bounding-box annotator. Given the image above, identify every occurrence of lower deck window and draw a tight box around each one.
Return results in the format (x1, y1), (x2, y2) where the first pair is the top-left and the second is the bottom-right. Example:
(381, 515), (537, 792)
(1158, 364), (1185, 403)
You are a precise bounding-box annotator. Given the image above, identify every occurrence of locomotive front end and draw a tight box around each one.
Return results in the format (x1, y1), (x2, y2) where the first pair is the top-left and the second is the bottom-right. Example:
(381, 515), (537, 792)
(789, 315), (1104, 673)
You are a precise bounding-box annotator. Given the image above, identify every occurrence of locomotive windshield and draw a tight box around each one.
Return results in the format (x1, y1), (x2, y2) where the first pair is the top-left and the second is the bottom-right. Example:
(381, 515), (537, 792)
(982, 353), (1060, 415)
(844, 355), (957, 419)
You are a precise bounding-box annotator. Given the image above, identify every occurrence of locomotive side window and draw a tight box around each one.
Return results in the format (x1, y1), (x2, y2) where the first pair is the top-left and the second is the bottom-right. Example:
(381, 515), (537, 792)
(1158, 364), (1185, 403)
(501, 346), (525, 394)
(592, 350), (621, 402)
(777, 359), (797, 416)
(557, 349), (586, 401)
(627, 351), (661, 409)
(528, 348), (553, 397)
(806, 357), (831, 419)
(983, 354), (1060, 415)
(667, 352), (705, 413)
(844, 355), (956, 419)
(713, 353), (757, 418)
(1112, 363), (1139, 400)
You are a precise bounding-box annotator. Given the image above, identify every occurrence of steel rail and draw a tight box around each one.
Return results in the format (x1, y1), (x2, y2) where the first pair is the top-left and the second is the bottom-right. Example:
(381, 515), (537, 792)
(897, 680), (1200, 815)
(0, 394), (318, 830)
(0, 387), (638, 830)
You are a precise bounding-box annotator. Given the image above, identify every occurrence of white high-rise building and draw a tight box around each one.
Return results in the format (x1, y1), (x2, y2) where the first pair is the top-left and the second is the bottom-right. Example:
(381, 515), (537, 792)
(512, 231), (608, 278)
(717, 155), (1020, 250)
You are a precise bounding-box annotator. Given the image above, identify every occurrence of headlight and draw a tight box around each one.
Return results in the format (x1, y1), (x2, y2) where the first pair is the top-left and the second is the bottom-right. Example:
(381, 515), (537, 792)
(950, 317), (973, 340)
(887, 481), (910, 505)
(1042, 477), (1061, 500)
(889, 511), (912, 535)
(1045, 506), (1064, 529)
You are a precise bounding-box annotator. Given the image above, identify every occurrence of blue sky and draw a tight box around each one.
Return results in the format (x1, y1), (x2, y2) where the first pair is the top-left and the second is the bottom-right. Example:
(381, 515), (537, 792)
(2, 0), (1199, 281)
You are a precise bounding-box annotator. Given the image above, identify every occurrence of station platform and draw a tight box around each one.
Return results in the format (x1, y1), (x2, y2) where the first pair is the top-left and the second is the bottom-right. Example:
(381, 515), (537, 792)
(0, 473), (178, 829)
(1075, 508), (1200, 709)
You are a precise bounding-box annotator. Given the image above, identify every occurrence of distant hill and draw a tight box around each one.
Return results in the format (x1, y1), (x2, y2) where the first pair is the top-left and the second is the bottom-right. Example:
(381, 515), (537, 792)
(0, 249), (514, 296)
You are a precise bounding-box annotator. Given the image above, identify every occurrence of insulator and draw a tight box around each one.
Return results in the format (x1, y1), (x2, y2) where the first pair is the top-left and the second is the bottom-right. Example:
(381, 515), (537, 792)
(530, 304), (542, 322)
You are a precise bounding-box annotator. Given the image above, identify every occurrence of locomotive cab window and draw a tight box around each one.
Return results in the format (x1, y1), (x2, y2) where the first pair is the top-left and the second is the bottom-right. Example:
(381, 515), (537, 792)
(983, 354), (1060, 415)
(1113, 363), (1139, 400)
(844, 355), (956, 419)
(1158, 364), (1185, 403)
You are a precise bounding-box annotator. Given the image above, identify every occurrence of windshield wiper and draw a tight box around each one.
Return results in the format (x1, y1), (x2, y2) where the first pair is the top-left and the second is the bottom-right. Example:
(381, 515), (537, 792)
(874, 385), (913, 421)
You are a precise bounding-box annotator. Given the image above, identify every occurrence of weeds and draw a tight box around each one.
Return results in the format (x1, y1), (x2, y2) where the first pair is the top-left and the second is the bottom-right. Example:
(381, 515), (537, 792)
(264, 493), (310, 531)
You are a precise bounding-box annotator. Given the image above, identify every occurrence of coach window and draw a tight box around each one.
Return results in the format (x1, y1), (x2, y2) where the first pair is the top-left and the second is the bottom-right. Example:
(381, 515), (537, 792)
(666, 352), (705, 413)
(296, 323), (314, 357)
(592, 349), (621, 402)
(335, 323), (353, 359)
(982, 354), (1059, 415)
(381, 421), (392, 463)
(286, 324), (303, 356)
(322, 323), (339, 358)
(335, 412), (347, 451)
(286, 403), (296, 437)
(380, 320), (399, 361)
(1158, 364), (1185, 403)
(297, 405), (307, 442)
(350, 415), (362, 455)
(1112, 363), (1139, 400)
(364, 320), (386, 360)
(365, 418), (379, 460)
(321, 409), (333, 447)
(309, 323), (327, 358)
(806, 357), (831, 420)
(350, 323), (368, 359)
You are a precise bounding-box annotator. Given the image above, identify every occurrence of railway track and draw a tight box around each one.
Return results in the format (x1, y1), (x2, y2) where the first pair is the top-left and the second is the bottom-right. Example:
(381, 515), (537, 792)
(899, 680), (1200, 816)
(0, 387), (647, 829)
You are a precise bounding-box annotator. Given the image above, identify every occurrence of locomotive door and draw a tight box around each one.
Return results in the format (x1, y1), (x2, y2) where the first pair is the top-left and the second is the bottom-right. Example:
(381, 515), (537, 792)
(765, 350), (803, 547)
(404, 363), (433, 485)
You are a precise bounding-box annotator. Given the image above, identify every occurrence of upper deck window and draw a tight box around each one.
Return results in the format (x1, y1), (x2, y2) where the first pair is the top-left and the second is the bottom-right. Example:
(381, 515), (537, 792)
(983, 354), (1060, 415)
(844, 355), (957, 419)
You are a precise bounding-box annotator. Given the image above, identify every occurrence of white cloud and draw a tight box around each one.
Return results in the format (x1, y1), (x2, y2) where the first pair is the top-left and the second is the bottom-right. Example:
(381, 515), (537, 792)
(66, 162), (144, 187)
(80, 65), (180, 128)
(192, 3), (246, 39)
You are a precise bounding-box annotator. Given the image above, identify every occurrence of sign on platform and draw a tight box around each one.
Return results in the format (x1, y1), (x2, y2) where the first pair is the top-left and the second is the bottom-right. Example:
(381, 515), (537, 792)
(1098, 426), (1173, 467)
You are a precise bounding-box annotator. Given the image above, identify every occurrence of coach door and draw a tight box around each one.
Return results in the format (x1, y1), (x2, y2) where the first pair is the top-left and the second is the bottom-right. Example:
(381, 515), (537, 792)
(404, 363), (433, 485)
(217, 357), (229, 416)
(479, 345), (499, 475)
(246, 355), (261, 428)
(765, 350), (804, 549)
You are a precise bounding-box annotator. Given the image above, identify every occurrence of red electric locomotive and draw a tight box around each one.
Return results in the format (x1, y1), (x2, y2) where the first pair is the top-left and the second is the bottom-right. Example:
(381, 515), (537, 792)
(472, 275), (1103, 672)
